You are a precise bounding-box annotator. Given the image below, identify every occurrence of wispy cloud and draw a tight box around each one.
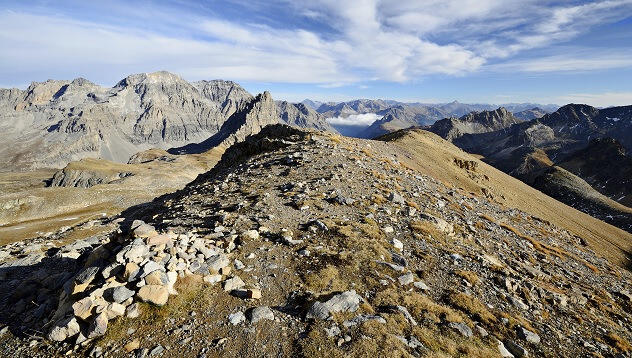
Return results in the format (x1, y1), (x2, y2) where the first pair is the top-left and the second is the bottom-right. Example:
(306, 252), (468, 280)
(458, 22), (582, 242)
(488, 51), (632, 72)
(0, 0), (631, 88)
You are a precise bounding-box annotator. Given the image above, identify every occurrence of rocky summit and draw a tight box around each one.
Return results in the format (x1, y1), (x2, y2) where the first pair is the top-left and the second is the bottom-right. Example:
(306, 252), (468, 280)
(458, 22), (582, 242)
(0, 125), (630, 357)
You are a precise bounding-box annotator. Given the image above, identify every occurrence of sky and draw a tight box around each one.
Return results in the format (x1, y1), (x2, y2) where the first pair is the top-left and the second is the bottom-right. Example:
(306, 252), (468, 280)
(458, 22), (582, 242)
(1, 0), (631, 107)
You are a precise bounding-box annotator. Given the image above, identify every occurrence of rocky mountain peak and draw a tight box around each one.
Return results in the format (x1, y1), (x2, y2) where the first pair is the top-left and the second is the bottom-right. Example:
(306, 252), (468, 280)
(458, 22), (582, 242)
(115, 71), (188, 90)
(429, 107), (521, 141)
(548, 104), (600, 124)
(460, 107), (517, 126)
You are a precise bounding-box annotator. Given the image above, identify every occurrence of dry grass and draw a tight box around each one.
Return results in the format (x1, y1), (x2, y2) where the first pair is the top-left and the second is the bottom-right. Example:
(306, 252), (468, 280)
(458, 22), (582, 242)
(385, 129), (632, 269)
(409, 220), (436, 236)
(605, 332), (632, 352)
(374, 289), (464, 324)
(371, 193), (387, 205)
(448, 292), (496, 326)
(304, 265), (348, 294)
(361, 147), (374, 157)
(454, 270), (480, 286)
(497, 311), (537, 333)
(371, 170), (387, 180)
(499, 223), (568, 259)
(406, 200), (420, 209)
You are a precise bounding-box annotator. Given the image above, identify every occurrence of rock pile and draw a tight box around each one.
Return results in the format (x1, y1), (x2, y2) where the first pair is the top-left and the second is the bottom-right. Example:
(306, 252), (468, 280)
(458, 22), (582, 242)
(44, 218), (263, 344)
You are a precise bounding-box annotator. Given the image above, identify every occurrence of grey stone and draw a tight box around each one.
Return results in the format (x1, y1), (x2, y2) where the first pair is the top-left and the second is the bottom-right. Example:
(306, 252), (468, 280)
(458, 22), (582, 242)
(413, 281), (429, 290)
(517, 326), (540, 344)
(448, 322), (473, 338)
(206, 254), (230, 272)
(228, 311), (246, 325)
(141, 261), (163, 277)
(223, 276), (245, 291)
(249, 306), (274, 323)
(105, 286), (135, 303)
(343, 315), (386, 327)
(324, 324), (341, 337)
(408, 336), (423, 349)
(496, 339), (515, 357)
(87, 312), (108, 339)
(388, 192), (405, 205)
(148, 345), (164, 356)
(398, 272), (414, 285)
(505, 340), (528, 357)
(306, 290), (362, 320)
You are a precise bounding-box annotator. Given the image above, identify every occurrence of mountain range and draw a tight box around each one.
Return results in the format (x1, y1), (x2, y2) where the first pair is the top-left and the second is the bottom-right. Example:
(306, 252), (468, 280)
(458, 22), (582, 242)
(426, 104), (632, 232)
(0, 72), (333, 171)
(0, 72), (631, 357)
(300, 98), (558, 138)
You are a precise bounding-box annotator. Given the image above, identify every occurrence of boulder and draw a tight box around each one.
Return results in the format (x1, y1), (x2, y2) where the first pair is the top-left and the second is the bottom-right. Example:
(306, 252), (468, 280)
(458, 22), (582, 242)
(306, 290), (362, 320)
(517, 326), (540, 344)
(228, 311), (246, 325)
(72, 297), (94, 321)
(137, 285), (169, 306)
(223, 276), (245, 291)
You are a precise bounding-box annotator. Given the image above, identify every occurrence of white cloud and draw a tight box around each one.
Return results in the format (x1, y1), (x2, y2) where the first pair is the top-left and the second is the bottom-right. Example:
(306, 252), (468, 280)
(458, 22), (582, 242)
(551, 92), (632, 108)
(488, 51), (632, 72)
(326, 113), (382, 126)
(1, 0), (631, 87)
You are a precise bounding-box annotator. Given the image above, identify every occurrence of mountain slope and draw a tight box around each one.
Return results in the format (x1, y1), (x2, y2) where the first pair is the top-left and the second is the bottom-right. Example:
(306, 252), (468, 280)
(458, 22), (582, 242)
(426, 104), (632, 232)
(557, 137), (632, 207)
(0, 91), (283, 244)
(0, 73), (337, 171)
(429, 107), (522, 141)
(513, 107), (548, 121)
(276, 101), (336, 132)
(360, 105), (445, 139)
(0, 125), (630, 357)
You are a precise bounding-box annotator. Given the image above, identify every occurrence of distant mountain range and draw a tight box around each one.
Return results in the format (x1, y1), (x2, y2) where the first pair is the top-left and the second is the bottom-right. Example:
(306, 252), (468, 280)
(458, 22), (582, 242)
(300, 98), (558, 137)
(0, 72), (332, 171)
(426, 104), (632, 232)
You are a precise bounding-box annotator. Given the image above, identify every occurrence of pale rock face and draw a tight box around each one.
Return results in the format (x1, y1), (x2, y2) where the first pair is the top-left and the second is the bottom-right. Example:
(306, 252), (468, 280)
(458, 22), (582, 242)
(276, 101), (336, 132)
(0, 72), (251, 170)
(0, 72), (336, 171)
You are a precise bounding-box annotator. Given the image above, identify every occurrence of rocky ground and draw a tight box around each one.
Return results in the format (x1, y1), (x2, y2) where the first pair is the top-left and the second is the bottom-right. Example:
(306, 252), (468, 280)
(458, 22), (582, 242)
(0, 125), (630, 357)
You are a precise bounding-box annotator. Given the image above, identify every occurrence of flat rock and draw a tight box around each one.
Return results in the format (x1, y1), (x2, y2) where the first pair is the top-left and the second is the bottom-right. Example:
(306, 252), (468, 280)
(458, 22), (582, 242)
(137, 285), (169, 306)
(87, 312), (108, 339)
(517, 326), (540, 344)
(448, 322), (473, 338)
(398, 272), (414, 285)
(249, 306), (274, 323)
(223, 276), (245, 291)
(306, 290), (362, 320)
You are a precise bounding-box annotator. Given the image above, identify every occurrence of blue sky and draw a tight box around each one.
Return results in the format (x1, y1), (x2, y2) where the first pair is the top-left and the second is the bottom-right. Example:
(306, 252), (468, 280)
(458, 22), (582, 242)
(1, 0), (631, 106)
